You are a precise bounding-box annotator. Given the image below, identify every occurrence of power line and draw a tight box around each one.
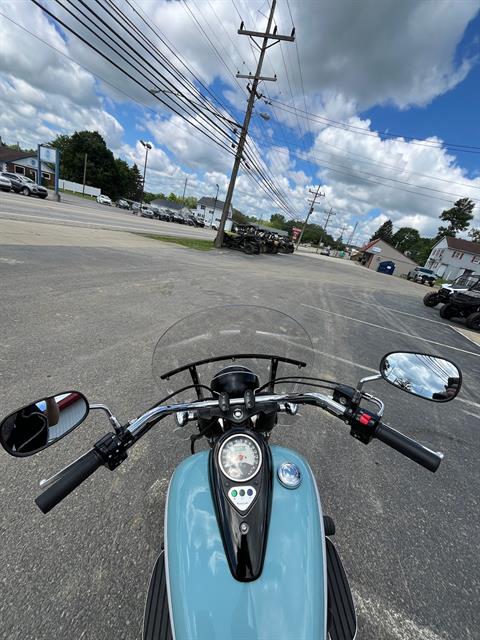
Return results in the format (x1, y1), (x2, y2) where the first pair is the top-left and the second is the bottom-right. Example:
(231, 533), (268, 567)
(250, 133), (477, 203)
(271, 98), (480, 154)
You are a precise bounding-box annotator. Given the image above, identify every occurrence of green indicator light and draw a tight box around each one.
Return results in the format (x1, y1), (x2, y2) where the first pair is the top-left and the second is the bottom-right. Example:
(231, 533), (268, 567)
(231, 490), (238, 497)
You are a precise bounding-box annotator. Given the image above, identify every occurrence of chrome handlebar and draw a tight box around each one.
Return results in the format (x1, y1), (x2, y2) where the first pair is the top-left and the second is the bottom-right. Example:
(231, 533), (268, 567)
(126, 391), (348, 441)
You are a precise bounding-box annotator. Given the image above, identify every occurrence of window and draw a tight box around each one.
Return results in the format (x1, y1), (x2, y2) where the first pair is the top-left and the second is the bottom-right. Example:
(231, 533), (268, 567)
(42, 172), (50, 180)
(452, 250), (464, 259)
(14, 165), (25, 175)
(472, 255), (480, 264)
(200, 205), (205, 210)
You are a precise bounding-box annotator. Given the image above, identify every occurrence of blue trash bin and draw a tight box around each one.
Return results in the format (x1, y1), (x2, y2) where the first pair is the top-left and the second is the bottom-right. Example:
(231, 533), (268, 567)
(377, 260), (395, 275)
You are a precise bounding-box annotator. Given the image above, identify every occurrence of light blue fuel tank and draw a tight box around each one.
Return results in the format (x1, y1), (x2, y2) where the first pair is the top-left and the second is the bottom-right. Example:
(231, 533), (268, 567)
(165, 445), (327, 640)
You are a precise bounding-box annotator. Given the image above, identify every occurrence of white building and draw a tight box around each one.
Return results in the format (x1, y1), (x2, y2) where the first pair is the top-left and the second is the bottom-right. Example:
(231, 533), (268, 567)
(425, 236), (480, 280)
(195, 196), (233, 230)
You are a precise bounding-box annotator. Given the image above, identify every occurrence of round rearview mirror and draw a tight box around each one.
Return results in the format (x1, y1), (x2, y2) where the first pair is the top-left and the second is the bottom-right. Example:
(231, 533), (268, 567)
(0, 391), (89, 457)
(379, 352), (461, 402)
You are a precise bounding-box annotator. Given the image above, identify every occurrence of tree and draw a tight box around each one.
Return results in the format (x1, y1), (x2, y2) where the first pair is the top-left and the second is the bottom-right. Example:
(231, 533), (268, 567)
(51, 131), (119, 199)
(370, 219), (393, 242)
(468, 228), (480, 243)
(269, 213), (287, 230)
(437, 197), (474, 238)
(392, 227), (420, 252)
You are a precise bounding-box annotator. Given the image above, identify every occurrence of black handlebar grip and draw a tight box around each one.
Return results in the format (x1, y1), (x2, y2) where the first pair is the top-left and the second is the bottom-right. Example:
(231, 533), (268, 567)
(35, 449), (103, 514)
(375, 422), (443, 473)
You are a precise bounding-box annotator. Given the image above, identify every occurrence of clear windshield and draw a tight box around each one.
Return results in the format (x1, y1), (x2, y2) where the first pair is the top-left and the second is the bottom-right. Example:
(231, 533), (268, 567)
(152, 305), (314, 402)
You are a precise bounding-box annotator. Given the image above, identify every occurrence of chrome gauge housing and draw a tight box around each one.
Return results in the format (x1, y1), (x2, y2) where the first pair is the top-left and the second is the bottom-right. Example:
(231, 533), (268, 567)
(218, 433), (262, 482)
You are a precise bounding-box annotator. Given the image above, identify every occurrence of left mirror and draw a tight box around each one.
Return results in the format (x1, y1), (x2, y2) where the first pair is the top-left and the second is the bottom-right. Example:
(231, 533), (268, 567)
(0, 391), (89, 457)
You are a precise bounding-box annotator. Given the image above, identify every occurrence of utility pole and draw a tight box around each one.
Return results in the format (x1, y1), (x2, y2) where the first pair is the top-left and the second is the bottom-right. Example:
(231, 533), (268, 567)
(316, 207), (336, 252)
(82, 153), (87, 196)
(182, 177), (188, 203)
(295, 186), (325, 248)
(214, 0), (295, 248)
(346, 222), (358, 247)
(139, 139), (152, 211)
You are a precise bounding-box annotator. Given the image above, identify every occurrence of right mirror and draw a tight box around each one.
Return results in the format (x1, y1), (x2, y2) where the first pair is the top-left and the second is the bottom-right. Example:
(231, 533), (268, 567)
(379, 352), (461, 402)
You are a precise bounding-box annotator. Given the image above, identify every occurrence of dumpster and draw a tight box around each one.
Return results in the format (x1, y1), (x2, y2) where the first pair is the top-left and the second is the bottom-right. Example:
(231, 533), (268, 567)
(377, 260), (395, 275)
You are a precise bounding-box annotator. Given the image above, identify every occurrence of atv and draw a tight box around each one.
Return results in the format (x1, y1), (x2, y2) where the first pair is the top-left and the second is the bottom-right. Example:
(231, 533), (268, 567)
(223, 224), (262, 255)
(423, 274), (480, 308)
(438, 279), (480, 330)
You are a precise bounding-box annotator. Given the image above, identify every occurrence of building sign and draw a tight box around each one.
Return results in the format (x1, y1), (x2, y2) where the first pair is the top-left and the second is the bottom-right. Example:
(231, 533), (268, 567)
(39, 146), (58, 163)
(292, 227), (302, 240)
(367, 246), (382, 254)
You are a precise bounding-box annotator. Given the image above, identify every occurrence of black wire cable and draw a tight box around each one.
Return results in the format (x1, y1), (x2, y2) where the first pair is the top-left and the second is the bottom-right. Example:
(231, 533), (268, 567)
(58, 0), (235, 146)
(30, 0), (236, 157)
(124, 0), (235, 116)
(101, 0), (239, 129)
(271, 100), (480, 154)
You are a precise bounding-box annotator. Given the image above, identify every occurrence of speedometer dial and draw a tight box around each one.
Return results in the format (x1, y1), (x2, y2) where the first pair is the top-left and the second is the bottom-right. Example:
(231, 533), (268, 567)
(218, 434), (262, 482)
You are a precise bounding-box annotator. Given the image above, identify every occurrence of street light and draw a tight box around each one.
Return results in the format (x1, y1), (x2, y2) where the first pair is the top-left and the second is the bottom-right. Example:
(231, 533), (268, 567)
(139, 140), (152, 211)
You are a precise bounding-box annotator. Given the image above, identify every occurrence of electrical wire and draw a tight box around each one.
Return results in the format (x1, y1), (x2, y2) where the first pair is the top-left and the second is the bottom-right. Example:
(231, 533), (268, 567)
(59, 0), (235, 144)
(271, 99), (480, 154)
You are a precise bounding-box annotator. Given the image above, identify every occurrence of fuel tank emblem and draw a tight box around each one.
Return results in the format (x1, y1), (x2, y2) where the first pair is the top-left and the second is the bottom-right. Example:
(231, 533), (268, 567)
(277, 462), (301, 489)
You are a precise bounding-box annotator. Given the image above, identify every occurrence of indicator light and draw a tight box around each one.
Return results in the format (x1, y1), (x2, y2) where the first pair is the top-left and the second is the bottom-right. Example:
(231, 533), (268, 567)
(231, 490), (238, 497)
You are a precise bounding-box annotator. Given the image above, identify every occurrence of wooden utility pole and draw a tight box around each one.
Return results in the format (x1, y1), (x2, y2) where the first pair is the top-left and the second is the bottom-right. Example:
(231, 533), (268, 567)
(316, 207), (336, 252)
(214, 0), (295, 248)
(295, 186), (325, 247)
(347, 222), (358, 247)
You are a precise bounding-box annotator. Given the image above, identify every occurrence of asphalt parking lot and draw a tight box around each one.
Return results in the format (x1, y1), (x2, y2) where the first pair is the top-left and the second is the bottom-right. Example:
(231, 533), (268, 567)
(0, 189), (216, 239)
(1, 220), (479, 640)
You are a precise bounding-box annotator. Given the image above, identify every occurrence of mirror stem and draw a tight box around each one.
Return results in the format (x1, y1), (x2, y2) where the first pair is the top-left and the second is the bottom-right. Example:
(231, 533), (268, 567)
(89, 404), (122, 434)
(353, 373), (382, 403)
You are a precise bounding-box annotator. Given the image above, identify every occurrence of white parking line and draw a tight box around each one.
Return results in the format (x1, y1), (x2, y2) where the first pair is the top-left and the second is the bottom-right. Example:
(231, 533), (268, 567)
(327, 293), (451, 327)
(302, 303), (480, 358)
(463, 410), (480, 419)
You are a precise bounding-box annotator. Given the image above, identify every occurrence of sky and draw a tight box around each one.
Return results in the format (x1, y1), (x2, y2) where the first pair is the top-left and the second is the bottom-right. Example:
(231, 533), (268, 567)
(1, 0), (480, 244)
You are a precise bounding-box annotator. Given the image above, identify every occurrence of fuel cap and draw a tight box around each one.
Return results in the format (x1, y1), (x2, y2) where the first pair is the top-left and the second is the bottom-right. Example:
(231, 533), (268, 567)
(277, 462), (301, 489)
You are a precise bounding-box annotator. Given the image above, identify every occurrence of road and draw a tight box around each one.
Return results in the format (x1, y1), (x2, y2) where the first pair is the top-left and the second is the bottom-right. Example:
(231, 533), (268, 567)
(0, 190), (216, 239)
(0, 219), (479, 640)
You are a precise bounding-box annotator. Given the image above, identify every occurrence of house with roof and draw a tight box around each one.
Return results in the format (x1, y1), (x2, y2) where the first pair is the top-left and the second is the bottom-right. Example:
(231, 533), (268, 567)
(195, 196), (233, 230)
(425, 236), (480, 280)
(0, 147), (55, 187)
(357, 237), (417, 277)
(149, 197), (183, 211)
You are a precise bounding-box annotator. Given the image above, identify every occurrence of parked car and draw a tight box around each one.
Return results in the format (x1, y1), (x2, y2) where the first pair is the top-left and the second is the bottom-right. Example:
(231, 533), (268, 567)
(320, 248), (331, 256)
(0, 175), (12, 192)
(423, 274), (480, 307)
(159, 210), (173, 222)
(131, 202), (141, 214)
(171, 212), (186, 224)
(116, 199), (130, 209)
(1, 172), (48, 198)
(407, 266), (437, 286)
(97, 194), (112, 206)
(141, 207), (155, 219)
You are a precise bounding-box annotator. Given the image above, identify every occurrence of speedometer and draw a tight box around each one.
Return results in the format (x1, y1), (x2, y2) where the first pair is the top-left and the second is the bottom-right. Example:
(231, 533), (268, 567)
(218, 434), (262, 482)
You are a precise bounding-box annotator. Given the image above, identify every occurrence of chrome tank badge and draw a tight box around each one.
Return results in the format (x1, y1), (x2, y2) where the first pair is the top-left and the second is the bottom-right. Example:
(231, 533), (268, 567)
(277, 462), (301, 489)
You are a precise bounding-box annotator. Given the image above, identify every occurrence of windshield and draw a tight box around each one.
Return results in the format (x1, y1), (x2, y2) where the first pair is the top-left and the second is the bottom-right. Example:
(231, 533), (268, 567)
(418, 268), (435, 274)
(152, 305), (314, 402)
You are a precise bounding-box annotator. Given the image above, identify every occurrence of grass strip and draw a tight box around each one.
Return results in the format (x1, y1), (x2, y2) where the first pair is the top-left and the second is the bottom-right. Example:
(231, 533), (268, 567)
(134, 233), (214, 251)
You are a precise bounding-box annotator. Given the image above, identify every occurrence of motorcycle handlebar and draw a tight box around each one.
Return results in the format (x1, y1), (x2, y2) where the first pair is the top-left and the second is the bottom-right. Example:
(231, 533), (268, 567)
(35, 449), (103, 513)
(374, 422), (443, 473)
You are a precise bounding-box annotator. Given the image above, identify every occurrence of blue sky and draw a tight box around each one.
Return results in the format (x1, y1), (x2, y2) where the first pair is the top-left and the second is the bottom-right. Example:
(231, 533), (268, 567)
(1, 0), (480, 242)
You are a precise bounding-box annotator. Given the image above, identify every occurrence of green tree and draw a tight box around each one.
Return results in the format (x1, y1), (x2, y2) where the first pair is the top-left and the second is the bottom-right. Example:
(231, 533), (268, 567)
(437, 197), (475, 238)
(269, 213), (287, 229)
(370, 219), (393, 242)
(468, 228), (480, 243)
(232, 208), (250, 224)
(51, 131), (119, 199)
(392, 227), (420, 252)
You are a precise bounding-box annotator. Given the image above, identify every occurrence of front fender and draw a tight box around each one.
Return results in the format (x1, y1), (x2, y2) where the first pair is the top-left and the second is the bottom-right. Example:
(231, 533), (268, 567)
(165, 445), (327, 640)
